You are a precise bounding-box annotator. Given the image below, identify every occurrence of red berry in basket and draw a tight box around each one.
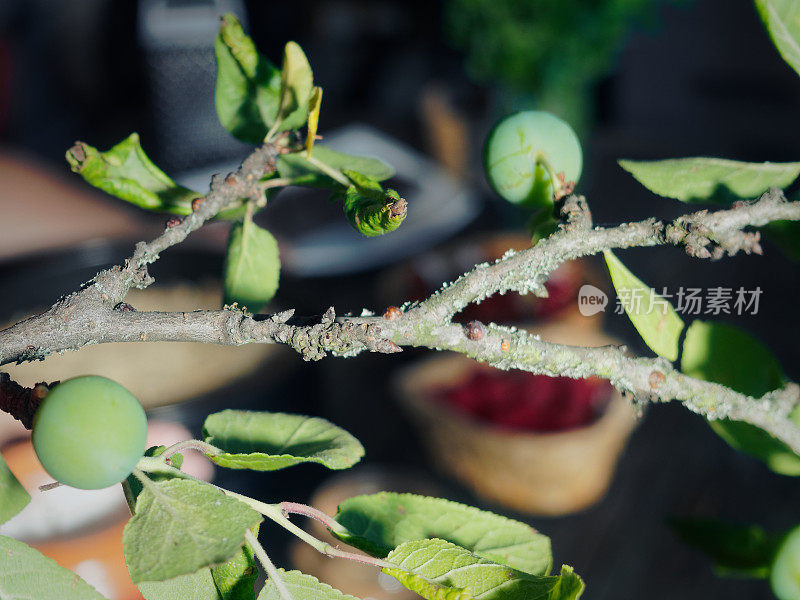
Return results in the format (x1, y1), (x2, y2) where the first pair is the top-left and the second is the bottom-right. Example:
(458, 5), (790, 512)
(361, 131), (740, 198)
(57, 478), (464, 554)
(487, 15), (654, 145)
(434, 368), (613, 433)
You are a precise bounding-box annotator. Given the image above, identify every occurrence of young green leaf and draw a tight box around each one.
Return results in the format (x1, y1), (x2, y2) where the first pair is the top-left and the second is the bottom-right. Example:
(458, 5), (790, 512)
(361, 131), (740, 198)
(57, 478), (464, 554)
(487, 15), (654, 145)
(0, 453), (29, 524)
(305, 87), (323, 155)
(123, 478), (262, 584)
(137, 525), (260, 600)
(66, 134), (202, 214)
(603, 250), (684, 361)
(384, 539), (583, 600)
(276, 145), (395, 188)
(223, 219), (280, 313)
(333, 492), (552, 576)
(755, 0), (800, 78)
(214, 13), (282, 143)
(211, 525), (260, 600)
(257, 569), (361, 600)
(668, 517), (781, 578)
(342, 179), (407, 237)
(275, 42), (314, 133)
(202, 409), (365, 471)
(681, 320), (800, 475)
(0, 535), (109, 599)
(125, 445), (189, 511)
(138, 568), (223, 600)
(618, 158), (800, 202)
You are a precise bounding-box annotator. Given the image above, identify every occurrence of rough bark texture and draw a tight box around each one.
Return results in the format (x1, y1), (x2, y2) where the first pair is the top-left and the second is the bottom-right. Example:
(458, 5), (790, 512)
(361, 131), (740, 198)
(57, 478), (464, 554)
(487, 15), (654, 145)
(0, 138), (798, 454)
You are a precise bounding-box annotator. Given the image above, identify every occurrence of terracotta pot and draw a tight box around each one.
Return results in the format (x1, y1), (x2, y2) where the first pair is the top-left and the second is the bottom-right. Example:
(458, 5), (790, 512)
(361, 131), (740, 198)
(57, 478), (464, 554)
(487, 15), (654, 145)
(394, 322), (638, 516)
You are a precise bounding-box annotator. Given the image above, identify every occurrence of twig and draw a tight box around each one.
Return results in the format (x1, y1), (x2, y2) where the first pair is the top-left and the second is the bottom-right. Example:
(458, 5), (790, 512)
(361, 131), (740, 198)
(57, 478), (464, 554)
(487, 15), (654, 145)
(279, 501), (349, 537)
(230, 492), (395, 569)
(245, 529), (294, 600)
(0, 170), (798, 454)
(0, 142), (280, 366)
(161, 439), (221, 459)
(0, 373), (51, 428)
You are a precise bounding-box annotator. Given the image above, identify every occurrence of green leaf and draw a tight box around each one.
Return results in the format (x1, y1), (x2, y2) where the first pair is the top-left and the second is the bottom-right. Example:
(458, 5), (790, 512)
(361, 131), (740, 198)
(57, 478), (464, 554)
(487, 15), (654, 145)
(0, 535), (109, 599)
(385, 539), (583, 600)
(211, 525), (260, 600)
(603, 250), (684, 361)
(276, 42), (314, 132)
(382, 569), (471, 600)
(137, 526), (260, 600)
(138, 568), (223, 600)
(333, 493), (552, 576)
(755, 0), (800, 77)
(66, 133), (201, 214)
(763, 220), (800, 261)
(125, 446), (188, 511)
(681, 320), (800, 475)
(123, 478), (262, 584)
(618, 158), (800, 202)
(202, 409), (365, 471)
(223, 219), (280, 313)
(668, 517), (780, 578)
(214, 14), (282, 143)
(305, 87), (323, 155)
(276, 146), (395, 188)
(343, 183), (407, 237)
(0, 454), (29, 524)
(257, 570), (361, 600)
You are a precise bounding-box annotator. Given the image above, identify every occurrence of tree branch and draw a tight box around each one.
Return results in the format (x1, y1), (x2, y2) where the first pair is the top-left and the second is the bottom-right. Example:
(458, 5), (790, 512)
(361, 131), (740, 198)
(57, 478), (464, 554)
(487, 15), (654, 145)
(0, 373), (51, 428)
(1, 168), (798, 453)
(0, 142), (279, 366)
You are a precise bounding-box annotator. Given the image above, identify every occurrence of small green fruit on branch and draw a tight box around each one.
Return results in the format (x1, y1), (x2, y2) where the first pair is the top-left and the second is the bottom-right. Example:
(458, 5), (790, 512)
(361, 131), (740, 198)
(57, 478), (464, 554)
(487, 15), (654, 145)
(483, 111), (582, 208)
(31, 376), (147, 490)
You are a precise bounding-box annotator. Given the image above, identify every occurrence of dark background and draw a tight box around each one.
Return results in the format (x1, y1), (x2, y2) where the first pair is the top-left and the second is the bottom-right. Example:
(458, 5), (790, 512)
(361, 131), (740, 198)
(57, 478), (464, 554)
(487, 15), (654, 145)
(1, 1), (799, 598)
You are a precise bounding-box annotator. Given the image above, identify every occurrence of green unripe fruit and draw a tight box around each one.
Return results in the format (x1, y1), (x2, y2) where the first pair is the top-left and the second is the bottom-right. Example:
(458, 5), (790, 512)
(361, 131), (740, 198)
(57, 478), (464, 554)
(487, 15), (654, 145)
(483, 110), (582, 207)
(32, 376), (147, 490)
(771, 524), (800, 600)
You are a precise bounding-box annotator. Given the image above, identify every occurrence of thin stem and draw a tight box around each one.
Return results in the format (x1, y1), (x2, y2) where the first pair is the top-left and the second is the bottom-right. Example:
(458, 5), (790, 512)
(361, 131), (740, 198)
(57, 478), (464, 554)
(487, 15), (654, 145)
(161, 439), (220, 460)
(131, 460), (394, 569)
(279, 501), (349, 537)
(246, 529), (294, 600)
(265, 119), (283, 143)
(38, 481), (61, 492)
(228, 492), (395, 569)
(533, 152), (563, 197)
(261, 177), (294, 189)
(121, 479), (137, 514)
(305, 155), (351, 186)
(132, 469), (153, 487)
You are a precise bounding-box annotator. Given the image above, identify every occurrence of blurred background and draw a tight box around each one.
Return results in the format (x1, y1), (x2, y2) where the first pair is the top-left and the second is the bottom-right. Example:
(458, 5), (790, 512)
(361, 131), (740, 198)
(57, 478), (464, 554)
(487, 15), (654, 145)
(1, 1), (799, 599)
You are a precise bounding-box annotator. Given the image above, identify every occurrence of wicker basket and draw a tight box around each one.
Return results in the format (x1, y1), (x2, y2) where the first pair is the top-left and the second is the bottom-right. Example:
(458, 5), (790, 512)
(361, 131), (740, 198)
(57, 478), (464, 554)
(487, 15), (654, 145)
(394, 322), (638, 516)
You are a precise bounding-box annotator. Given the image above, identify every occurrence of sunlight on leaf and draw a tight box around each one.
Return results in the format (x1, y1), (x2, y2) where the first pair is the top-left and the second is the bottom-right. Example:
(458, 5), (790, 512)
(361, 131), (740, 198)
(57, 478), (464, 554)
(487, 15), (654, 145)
(619, 158), (800, 202)
(681, 320), (800, 476)
(603, 250), (684, 361)
(202, 410), (364, 471)
(334, 492), (552, 576)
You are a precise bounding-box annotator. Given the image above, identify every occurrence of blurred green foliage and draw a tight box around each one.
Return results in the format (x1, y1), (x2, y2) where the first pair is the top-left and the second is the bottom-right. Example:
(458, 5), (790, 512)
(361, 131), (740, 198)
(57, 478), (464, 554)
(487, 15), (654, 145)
(445, 0), (687, 131)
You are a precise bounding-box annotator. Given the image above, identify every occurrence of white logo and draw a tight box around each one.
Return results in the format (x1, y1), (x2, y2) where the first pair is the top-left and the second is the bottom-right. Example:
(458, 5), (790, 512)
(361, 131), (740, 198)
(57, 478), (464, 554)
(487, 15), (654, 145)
(578, 284), (608, 316)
